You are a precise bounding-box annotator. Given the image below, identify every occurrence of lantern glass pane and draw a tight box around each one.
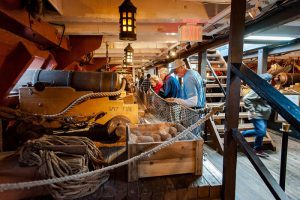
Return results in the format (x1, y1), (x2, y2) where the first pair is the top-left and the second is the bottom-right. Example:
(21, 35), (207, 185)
(128, 27), (132, 32)
(122, 12), (126, 18)
(128, 19), (132, 25)
(123, 26), (127, 31)
(123, 19), (127, 25)
(128, 12), (132, 17)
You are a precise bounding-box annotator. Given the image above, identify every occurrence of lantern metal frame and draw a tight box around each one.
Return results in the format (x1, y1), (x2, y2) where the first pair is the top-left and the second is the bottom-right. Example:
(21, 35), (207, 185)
(124, 43), (134, 66)
(119, 0), (137, 41)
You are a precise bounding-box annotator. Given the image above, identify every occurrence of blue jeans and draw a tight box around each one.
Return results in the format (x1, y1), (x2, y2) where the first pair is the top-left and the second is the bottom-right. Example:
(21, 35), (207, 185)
(242, 119), (267, 150)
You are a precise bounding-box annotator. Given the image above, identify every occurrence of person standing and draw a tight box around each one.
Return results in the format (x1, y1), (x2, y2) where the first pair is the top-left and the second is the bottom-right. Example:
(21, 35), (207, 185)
(140, 74), (151, 92)
(168, 59), (205, 108)
(149, 75), (163, 94)
(138, 74), (144, 88)
(241, 73), (272, 158)
(158, 67), (181, 98)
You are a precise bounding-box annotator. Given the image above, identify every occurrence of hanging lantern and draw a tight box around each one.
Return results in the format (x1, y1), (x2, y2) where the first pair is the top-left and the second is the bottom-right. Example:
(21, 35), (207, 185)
(124, 43), (134, 66)
(119, 0), (137, 41)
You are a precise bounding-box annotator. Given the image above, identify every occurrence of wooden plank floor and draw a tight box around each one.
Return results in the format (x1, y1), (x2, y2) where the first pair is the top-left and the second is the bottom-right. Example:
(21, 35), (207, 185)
(205, 130), (300, 200)
(84, 151), (222, 200)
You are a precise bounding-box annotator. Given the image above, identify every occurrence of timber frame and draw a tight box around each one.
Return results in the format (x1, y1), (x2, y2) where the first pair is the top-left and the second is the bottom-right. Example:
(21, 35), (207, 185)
(149, 0), (300, 199)
(144, 0), (300, 69)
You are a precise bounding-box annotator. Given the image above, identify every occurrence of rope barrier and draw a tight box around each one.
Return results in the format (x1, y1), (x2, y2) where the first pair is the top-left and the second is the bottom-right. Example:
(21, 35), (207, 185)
(144, 88), (207, 136)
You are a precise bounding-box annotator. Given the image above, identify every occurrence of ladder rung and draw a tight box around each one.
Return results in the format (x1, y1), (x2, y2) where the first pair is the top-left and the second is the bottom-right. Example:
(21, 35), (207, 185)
(206, 102), (245, 107)
(209, 60), (224, 64)
(207, 54), (219, 58)
(206, 93), (225, 97)
(216, 123), (254, 132)
(213, 112), (248, 119)
(206, 67), (227, 71)
(206, 84), (227, 88)
(207, 76), (227, 79)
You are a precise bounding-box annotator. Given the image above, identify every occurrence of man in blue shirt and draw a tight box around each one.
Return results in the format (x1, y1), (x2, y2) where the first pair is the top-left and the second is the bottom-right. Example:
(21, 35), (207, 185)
(158, 67), (181, 98)
(168, 59), (205, 108)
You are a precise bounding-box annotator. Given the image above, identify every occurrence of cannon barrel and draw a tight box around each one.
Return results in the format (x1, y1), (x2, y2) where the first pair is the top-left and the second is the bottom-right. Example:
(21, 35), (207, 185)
(15, 70), (121, 92)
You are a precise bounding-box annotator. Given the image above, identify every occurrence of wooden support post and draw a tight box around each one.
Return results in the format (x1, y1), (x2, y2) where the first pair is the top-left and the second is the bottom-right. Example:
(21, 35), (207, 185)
(222, 0), (246, 199)
(257, 48), (268, 74)
(198, 51), (207, 79)
(132, 67), (136, 84)
(198, 51), (207, 105)
(0, 120), (2, 152)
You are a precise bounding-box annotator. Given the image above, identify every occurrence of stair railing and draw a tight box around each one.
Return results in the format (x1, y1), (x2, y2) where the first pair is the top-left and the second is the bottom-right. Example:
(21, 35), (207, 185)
(227, 62), (300, 200)
(206, 58), (226, 97)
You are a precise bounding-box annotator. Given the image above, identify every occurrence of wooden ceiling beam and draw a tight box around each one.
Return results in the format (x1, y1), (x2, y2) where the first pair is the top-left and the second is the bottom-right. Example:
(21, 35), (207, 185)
(0, 4), (69, 50)
(0, 40), (42, 103)
(53, 35), (103, 69)
(0, 28), (53, 102)
(145, 0), (300, 68)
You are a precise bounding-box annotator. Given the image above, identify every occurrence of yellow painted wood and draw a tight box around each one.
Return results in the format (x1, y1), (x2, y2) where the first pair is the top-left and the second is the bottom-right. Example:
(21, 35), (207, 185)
(19, 87), (91, 114)
(68, 98), (138, 124)
(19, 87), (138, 124)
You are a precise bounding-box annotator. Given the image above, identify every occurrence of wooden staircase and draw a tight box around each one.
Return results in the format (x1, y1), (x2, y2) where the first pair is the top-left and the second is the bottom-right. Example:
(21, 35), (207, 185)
(204, 49), (276, 154)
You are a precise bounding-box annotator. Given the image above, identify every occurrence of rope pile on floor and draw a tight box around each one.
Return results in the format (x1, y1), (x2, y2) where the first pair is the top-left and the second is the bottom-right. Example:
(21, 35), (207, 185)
(18, 135), (109, 200)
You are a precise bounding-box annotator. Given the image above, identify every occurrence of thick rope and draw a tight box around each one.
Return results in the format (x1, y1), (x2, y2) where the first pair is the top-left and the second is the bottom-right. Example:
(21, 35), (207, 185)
(18, 135), (109, 199)
(1, 79), (126, 120)
(0, 105), (223, 192)
(36, 78), (126, 118)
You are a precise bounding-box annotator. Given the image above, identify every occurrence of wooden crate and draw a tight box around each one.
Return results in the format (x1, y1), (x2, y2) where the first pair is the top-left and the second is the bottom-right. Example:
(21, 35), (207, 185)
(127, 123), (204, 182)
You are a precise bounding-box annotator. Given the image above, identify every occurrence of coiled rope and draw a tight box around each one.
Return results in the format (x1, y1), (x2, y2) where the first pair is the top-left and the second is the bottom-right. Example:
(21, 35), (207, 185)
(18, 135), (109, 199)
(0, 104), (223, 192)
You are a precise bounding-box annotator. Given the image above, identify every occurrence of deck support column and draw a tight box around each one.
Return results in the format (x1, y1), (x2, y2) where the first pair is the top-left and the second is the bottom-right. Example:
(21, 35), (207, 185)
(257, 48), (268, 74)
(198, 51), (207, 79)
(222, 0), (246, 199)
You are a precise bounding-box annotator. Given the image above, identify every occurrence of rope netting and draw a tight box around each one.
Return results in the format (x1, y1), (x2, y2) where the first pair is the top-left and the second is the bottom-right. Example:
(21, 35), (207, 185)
(139, 88), (205, 136)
